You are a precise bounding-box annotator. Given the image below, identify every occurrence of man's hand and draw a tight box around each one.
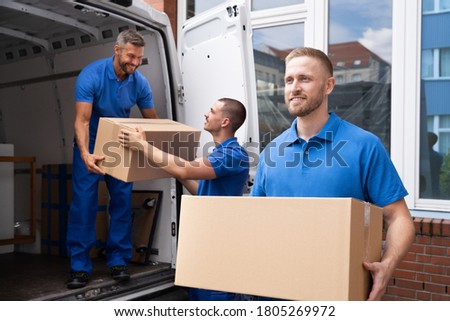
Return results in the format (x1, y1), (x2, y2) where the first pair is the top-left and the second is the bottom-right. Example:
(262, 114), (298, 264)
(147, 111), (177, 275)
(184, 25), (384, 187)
(118, 127), (146, 150)
(363, 261), (391, 301)
(363, 199), (415, 301)
(81, 152), (105, 175)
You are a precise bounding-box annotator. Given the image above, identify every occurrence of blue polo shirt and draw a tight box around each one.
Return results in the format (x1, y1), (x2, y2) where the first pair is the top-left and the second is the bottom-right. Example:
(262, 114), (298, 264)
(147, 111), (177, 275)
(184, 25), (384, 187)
(74, 55), (154, 148)
(251, 113), (407, 207)
(197, 137), (250, 196)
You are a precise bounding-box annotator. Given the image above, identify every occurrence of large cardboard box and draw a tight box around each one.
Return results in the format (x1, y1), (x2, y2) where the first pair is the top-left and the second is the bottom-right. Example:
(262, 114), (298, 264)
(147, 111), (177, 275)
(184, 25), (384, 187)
(93, 118), (201, 182)
(175, 196), (383, 301)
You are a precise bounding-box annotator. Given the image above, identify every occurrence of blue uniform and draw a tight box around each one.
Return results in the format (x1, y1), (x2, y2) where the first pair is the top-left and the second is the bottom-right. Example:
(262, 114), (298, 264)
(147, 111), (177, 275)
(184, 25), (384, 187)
(189, 137), (250, 301)
(197, 137), (250, 196)
(249, 112), (407, 301)
(251, 112), (408, 207)
(67, 56), (154, 274)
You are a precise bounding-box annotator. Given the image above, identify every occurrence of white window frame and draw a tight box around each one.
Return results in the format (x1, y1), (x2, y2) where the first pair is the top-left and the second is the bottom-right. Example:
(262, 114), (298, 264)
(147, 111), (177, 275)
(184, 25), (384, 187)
(392, 0), (450, 216)
(391, 0), (420, 210)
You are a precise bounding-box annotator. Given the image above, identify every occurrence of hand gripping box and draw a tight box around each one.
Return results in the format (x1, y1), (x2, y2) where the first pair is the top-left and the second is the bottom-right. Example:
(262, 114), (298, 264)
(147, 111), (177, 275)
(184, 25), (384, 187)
(93, 118), (201, 182)
(175, 196), (383, 301)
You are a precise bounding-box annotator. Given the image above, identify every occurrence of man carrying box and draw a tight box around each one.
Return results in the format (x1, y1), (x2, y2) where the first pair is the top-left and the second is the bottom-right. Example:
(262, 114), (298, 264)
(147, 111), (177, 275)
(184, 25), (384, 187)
(66, 30), (159, 289)
(250, 47), (415, 300)
(118, 97), (250, 300)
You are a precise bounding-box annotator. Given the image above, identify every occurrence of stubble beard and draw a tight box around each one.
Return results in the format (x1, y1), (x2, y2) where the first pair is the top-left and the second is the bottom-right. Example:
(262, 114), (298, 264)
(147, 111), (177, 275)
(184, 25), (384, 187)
(286, 84), (327, 118)
(118, 55), (137, 75)
(287, 95), (324, 118)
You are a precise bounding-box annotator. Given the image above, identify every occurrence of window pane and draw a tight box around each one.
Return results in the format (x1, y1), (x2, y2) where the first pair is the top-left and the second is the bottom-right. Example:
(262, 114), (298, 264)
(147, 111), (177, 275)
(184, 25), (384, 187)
(253, 24), (304, 149)
(328, 0), (392, 152)
(423, 0), (435, 12)
(422, 49), (434, 77)
(252, 0), (304, 11)
(440, 0), (450, 10)
(440, 48), (450, 77)
(439, 132), (450, 154)
(186, 0), (225, 18)
(419, 8), (450, 200)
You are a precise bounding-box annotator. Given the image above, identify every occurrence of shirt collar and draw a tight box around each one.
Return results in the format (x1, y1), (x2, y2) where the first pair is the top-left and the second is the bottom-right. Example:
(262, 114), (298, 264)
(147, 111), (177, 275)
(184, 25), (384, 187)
(107, 55), (117, 80)
(287, 112), (342, 144)
(107, 55), (133, 83)
(216, 137), (237, 149)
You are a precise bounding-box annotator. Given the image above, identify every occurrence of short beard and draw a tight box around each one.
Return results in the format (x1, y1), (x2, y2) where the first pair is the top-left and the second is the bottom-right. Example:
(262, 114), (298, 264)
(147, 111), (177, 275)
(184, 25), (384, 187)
(286, 84), (326, 118)
(287, 95), (323, 118)
(118, 53), (137, 75)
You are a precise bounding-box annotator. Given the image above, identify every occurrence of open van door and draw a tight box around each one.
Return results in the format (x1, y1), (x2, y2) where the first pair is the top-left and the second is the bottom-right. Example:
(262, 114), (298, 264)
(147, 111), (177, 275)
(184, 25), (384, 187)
(180, 0), (259, 156)
(0, 0), (257, 300)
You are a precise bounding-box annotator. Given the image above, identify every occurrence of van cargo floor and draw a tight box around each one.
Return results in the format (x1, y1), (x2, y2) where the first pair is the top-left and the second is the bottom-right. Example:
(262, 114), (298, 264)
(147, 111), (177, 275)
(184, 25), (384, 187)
(0, 252), (175, 301)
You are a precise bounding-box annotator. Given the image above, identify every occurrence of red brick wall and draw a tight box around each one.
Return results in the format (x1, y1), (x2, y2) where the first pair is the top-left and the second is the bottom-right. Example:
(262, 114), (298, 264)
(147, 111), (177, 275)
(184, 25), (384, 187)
(383, 218), (450, 300)
(143, 0), (178, 42)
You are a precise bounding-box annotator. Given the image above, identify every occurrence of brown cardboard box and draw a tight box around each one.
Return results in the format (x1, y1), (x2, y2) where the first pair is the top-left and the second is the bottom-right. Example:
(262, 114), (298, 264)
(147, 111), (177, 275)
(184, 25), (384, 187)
(175, 196), (383, 301)
(93, 118), (201, 182)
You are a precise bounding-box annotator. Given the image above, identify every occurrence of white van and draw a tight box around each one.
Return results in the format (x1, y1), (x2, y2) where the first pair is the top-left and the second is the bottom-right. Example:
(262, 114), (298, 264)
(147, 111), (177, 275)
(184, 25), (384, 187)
(0, 0), (257, 300)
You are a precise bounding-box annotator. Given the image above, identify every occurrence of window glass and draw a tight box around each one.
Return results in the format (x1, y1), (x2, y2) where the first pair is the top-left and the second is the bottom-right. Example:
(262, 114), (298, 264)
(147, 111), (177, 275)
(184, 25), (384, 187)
(440, 0), (450, 10)
(328, 0), (393, 152)
(423, 0), (434, 12)
(419, 8), (450, 200)
(251, 0), (304, 11)
(351, 73), (362, 82)
(440, 115), (450, 127)
(252, 24), (304, 149)
(440, 48), (450, 77)
(186, 0), (225, 19)
(422, 49), (434, 78)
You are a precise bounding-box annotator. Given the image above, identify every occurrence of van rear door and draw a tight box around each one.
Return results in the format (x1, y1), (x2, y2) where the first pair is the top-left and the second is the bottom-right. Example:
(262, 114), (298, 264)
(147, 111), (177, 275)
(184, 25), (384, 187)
(180, 0), (258, 153)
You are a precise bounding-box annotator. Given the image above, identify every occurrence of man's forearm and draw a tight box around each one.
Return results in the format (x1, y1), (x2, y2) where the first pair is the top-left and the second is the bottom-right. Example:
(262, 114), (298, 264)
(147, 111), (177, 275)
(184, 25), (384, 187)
(140, 140), (190, 180)
(382, 215), (415, 272)
(74, 121), (90, 157)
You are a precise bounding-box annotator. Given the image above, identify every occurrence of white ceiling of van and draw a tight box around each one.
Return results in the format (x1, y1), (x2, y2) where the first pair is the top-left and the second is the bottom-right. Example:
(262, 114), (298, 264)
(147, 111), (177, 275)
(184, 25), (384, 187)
(0, 0), (122, 52)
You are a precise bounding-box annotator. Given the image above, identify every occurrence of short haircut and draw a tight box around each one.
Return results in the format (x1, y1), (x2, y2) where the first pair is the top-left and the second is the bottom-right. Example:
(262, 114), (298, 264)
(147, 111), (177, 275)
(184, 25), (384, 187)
(285, 47), (333, 77)
(218, 97), (247, 133)
(116, 29), (145, 48)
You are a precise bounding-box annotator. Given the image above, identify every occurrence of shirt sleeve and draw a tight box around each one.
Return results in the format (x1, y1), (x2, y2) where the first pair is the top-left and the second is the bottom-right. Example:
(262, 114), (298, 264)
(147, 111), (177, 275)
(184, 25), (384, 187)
(74, 67), (98, 103)
(363, 138), (408, 207)
(250, 150), (266, 196)
(208, 145), (249, 178)
(136, 74), (154, 109)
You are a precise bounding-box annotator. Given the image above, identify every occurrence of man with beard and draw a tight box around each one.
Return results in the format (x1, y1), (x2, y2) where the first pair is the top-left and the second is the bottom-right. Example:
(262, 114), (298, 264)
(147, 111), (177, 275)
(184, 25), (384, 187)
(251, 47), (414, 300)
(66, 29), (158, 289)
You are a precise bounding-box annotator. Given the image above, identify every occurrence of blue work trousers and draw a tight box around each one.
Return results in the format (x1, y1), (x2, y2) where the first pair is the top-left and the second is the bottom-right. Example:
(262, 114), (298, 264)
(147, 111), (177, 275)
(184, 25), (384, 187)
(67, 144), (133, 274)
(189, 288), (242, 301)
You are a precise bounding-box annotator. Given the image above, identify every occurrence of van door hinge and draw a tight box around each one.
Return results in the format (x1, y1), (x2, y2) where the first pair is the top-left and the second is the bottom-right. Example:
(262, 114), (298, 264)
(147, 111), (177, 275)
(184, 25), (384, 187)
(177, 84), (184, 104)
(227, 5), (239, 17)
